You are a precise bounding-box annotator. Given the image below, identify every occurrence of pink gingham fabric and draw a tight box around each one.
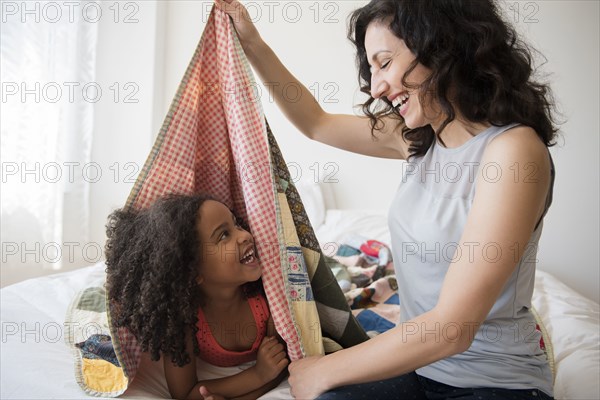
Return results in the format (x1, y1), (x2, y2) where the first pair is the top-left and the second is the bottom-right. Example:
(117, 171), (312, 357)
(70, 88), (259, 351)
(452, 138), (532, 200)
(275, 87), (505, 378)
(117, 6), (305, 376)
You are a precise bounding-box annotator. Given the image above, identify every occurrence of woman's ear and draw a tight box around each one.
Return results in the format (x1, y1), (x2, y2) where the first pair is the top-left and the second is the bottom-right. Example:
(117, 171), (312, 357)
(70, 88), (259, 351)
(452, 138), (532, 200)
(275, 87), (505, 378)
(196, 274), (204, 285)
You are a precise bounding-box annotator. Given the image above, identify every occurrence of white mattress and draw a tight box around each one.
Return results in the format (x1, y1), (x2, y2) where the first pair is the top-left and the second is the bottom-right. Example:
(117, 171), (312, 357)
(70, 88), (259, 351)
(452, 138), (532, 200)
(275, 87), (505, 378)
(1, 209), (598, 399)
(0, 263), (291, 400)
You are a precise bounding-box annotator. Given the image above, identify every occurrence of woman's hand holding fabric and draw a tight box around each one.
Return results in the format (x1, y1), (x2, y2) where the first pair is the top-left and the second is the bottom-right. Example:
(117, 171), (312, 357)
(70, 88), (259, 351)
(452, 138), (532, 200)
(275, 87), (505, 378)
(214, 0), (262, 51)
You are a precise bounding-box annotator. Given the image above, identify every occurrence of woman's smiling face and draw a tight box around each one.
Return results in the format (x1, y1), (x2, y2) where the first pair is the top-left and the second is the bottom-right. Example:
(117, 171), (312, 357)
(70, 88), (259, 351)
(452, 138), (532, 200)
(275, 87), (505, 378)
(365, 21), (442, 130)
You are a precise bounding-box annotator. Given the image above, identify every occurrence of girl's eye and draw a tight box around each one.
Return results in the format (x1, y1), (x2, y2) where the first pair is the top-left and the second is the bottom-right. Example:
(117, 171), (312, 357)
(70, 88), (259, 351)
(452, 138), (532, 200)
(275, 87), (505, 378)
(219, 230), (230, 241)
(381, 60), (391, 69)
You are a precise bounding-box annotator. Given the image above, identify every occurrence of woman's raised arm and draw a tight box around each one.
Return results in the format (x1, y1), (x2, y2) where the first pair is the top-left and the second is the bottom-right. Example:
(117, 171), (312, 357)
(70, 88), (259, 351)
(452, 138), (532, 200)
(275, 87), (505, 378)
(214, 0), (409, 160)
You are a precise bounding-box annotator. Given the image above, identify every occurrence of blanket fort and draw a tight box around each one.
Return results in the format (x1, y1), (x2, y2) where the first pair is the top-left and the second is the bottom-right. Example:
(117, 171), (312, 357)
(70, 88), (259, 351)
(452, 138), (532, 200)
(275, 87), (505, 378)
(66, 5), (368, 397)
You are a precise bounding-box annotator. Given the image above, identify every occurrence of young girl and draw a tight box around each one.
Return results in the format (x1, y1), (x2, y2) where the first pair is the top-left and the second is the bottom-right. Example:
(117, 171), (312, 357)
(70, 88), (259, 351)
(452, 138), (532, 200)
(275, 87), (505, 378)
(105, 194), (288, 400)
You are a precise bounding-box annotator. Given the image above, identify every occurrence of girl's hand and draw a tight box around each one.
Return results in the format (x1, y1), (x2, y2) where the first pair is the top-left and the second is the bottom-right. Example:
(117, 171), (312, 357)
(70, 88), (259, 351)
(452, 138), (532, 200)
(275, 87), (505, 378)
(288, 356), (328, 399)
(199, 385), (226, 400)
(214, 0), (262, 49)
(255, 336), (289, 383)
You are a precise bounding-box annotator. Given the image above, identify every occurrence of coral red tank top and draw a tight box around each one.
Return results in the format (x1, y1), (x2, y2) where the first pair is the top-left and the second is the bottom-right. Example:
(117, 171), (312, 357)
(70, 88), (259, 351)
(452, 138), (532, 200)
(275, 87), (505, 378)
(196, 294), (269, 367)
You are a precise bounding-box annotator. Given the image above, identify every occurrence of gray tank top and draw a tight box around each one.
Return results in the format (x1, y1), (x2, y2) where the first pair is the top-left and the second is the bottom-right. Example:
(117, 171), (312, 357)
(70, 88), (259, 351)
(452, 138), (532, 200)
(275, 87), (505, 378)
(388, 124), (555, 395)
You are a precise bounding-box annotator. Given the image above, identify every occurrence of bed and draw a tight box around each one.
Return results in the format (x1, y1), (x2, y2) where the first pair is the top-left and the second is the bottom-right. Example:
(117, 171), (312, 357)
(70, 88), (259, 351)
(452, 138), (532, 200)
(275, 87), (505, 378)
(1, 185), (599, 399)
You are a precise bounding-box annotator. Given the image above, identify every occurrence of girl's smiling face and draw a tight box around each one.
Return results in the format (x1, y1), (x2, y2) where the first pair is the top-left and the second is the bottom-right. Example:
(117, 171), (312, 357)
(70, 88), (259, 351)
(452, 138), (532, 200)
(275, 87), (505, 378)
(365, 21), (443, 130)
(195, 200), (261, 288)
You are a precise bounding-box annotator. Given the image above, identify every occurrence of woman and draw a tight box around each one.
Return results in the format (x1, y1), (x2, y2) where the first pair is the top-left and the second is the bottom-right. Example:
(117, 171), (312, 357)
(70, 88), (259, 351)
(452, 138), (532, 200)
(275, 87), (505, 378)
(215, 0), (557, 398)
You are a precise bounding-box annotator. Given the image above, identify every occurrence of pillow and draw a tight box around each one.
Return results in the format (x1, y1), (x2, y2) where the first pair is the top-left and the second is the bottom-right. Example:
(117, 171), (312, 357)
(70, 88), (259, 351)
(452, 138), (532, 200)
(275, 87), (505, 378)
(294, 179), (326, 228)
(319, 181), (337, 210)
(532, 270), (600, 400)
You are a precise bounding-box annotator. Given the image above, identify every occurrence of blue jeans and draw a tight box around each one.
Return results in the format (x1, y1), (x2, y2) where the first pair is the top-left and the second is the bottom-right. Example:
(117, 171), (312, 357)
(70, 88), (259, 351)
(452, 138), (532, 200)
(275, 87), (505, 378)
(315, 372), (553, 399)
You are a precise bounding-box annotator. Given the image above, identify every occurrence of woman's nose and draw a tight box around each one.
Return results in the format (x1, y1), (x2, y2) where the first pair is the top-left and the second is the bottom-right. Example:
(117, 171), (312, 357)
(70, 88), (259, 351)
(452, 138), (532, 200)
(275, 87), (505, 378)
(370, 72), (388, 99)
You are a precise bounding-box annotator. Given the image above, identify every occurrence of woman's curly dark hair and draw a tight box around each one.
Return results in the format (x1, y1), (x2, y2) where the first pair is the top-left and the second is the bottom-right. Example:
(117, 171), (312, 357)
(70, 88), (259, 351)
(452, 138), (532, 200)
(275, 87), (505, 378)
(105, 194), (261, 367)
(348, 0), (559, 160)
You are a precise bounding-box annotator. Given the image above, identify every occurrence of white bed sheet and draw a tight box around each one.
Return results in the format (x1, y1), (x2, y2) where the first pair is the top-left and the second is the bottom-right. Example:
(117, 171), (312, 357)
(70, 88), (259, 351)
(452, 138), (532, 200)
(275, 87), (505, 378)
(1, 209), (598, 399)
(0, 264), (290, 400)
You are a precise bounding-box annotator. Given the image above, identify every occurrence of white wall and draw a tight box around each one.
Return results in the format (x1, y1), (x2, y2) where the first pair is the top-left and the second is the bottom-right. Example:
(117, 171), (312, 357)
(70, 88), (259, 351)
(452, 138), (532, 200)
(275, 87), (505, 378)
(518, 1), (599, 304)
(0, 1), (162, 286)
(88, 1), (162, 251)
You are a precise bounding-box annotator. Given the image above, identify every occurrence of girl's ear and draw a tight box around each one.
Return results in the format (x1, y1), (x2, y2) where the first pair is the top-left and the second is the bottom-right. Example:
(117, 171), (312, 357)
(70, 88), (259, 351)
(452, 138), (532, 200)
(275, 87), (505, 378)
(196, 274), (204, 285)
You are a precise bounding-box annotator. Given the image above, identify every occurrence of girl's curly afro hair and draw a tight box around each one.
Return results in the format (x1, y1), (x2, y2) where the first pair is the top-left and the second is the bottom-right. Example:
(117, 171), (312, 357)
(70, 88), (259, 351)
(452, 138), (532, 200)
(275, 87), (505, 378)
(105, 193), (212, 367)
